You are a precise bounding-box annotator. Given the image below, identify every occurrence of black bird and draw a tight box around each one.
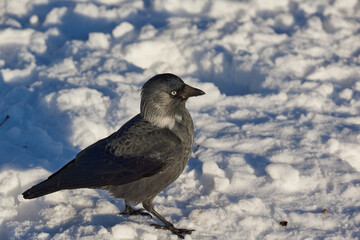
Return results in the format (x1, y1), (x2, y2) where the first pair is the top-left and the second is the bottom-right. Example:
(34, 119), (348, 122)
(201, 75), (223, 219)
(23, 73), (205, 238)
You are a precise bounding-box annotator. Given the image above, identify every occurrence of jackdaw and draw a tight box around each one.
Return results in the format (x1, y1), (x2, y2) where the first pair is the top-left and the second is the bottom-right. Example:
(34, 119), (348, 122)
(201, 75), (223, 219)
(23, 73), (205, 238)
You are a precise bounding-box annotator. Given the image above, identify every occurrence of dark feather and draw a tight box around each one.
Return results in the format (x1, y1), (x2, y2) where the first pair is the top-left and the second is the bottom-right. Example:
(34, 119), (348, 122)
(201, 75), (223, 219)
(23, 114), (181, 199)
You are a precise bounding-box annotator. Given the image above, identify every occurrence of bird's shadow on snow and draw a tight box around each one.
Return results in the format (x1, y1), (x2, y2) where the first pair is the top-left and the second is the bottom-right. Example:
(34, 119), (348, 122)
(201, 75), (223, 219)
(91, 214), (125, 227)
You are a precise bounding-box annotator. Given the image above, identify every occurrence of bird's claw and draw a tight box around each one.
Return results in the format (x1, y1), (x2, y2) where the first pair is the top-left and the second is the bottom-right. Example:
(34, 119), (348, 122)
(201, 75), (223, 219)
(120, 208), (152, 218)
(151, 224), (194, 239)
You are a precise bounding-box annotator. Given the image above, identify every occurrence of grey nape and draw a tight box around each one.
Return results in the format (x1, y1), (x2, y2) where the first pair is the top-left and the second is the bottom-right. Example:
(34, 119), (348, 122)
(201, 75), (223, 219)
(22, 73), (205, 239)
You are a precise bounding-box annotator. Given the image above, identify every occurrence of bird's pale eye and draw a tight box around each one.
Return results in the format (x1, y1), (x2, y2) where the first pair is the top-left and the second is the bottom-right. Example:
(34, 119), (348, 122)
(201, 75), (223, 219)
(170, 90), (177, 96)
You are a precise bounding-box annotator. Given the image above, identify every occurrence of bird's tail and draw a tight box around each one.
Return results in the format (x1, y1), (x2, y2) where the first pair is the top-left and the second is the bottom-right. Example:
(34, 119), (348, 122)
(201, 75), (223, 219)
(22, 178), (60, 199)
(23, 159), (77, 199)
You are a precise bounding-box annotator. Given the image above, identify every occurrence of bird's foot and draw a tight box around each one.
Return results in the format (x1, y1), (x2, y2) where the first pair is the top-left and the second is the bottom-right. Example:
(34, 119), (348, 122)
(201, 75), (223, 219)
(151, 224), (194, 239)
(120, 207), (152, 218)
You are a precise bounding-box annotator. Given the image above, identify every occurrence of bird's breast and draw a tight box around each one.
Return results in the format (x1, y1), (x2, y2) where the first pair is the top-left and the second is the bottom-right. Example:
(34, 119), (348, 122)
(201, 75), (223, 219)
(172, 112), (194, 149)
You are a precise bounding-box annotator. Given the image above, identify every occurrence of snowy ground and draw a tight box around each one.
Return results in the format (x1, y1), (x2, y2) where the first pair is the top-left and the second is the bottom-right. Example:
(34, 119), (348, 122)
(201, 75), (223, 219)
(1, 0), (360, 239)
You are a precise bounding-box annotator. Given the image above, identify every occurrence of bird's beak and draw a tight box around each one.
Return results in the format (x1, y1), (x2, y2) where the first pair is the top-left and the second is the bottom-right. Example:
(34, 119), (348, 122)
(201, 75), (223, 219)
(180, 84), (205, 99)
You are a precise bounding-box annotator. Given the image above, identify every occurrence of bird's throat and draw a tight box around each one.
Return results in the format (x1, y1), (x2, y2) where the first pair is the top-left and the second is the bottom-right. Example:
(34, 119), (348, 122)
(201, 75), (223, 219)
(149, 115), (183, 129)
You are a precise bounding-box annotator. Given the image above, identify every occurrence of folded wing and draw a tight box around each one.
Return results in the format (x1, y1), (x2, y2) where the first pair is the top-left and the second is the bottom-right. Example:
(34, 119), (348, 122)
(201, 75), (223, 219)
(23, 115), (181, 199)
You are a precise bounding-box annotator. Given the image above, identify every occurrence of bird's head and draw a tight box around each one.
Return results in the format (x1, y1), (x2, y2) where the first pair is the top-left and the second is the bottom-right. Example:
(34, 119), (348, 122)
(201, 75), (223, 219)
(140, 73), (205, 129)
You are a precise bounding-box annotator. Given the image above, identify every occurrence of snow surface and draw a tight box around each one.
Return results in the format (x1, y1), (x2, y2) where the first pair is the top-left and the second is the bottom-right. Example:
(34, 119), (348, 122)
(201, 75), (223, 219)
(1, 0), (360, 239)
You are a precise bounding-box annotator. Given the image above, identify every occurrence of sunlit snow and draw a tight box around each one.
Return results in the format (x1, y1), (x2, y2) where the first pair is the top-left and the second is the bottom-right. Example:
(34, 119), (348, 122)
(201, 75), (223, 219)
(1, 0), (360, 239)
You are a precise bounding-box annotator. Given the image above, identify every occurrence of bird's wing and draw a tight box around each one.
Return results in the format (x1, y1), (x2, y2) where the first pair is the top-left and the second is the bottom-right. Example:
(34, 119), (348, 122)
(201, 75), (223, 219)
(44, 115), (182, 190)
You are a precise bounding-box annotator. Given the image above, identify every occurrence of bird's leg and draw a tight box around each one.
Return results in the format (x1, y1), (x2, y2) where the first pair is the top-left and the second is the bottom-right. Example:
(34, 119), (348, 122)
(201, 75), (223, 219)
(120, 200), (152, 218)
(143, 200), (194, 239)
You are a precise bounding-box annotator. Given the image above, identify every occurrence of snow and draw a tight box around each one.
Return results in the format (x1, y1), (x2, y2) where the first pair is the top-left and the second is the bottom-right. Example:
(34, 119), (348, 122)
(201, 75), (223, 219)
(87, 33), (111, 50)
(112, 22), (134, 38)
(29, 15), (39, 25)
(1, 0), (360, 239)
(43, 7), (67, 26)
(265, 163), (300, 192)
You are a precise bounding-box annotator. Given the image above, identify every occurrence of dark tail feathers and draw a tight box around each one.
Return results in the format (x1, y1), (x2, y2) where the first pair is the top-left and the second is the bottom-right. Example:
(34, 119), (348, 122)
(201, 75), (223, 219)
(23, 159), (77, 199)
(22, 179), (60, 199)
